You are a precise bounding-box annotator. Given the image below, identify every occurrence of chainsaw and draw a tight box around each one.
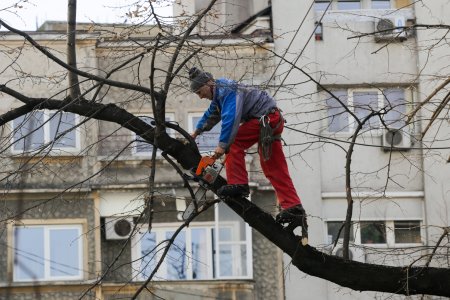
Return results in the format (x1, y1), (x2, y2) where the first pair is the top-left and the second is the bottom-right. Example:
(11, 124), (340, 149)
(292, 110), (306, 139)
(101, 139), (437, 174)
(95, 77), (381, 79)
(182, 156), (224, 220)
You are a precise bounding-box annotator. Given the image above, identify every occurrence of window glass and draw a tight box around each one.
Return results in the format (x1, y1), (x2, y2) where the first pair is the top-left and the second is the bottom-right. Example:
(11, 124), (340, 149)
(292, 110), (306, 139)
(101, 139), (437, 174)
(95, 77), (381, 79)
(191, 116), (222, 152)
(337, 0), (361, 10)
(216, 202), (248, 277)
(134, 116), (155, 154)
(326, 90), (349, 132)
(191, 228), (209, 279)
(383, 89), (406, 128)
(12, 111), (78, 152)
(394, 221), (421, 243)
(49, 228), (80, 277)
(14, 225), (82, 281)
(360, 221), (386, 244)
(12, 111), (45, 151)
(372, 0), (391, 9)
(217, 202), (246, 242)
(135, 226), (215, 280)
(133, 205), (251, 281)
(315, 0), (331, 11)
(134, 115), (174, 155)
(326, 221), (354, 244)
(326, 88), (407, 132)
(139, 231), (158, 279)
(218, 244), (248, 277)
(14, 227), (45, 281)
(50, 112), (77, 148)
(166, 231), (187, 280)
(353, 91), (380, 129)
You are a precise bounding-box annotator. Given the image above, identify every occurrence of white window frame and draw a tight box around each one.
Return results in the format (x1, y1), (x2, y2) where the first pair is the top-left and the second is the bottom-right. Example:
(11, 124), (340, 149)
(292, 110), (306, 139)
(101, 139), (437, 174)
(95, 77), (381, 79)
(371, 0), (392, 9)
(188, 112), (222, 154)
(132, 113), (175, 157)
(347, 88), (385, 132)
(315, 0), (393, 11)
(13, 224), (84, 282)
(325, 87), (409, 134)
(214, 216), (253, 279)
(132, 222), (215, 281)
(326, 219), (422, 248)
(132, 203), (253, 281)
(11, 110), (81, 154)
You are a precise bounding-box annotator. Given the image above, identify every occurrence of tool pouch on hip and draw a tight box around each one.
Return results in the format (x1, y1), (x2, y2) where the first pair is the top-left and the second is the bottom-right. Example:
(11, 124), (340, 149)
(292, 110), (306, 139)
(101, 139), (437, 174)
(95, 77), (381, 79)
(258, 109), (283, 161)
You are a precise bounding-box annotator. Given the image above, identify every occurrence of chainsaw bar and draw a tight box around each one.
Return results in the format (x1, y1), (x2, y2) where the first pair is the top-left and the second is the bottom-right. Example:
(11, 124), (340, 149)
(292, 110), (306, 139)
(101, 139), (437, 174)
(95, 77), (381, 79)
(182, 156), (224, 220)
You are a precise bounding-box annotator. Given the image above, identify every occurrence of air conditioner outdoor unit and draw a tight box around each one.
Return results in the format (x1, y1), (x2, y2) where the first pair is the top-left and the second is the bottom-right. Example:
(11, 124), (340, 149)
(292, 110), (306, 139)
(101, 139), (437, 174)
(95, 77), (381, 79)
(332, 244), (366, 263)
(381, 127), (411, 150)
(374, 16), (407, 42)
(105, 217), (134, 240)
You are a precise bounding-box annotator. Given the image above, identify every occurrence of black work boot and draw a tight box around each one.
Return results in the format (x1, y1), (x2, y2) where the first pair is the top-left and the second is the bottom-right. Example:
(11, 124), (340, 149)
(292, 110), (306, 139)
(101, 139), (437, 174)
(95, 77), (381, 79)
(276, 204), (308, 242)
(217, 184), (250, 198)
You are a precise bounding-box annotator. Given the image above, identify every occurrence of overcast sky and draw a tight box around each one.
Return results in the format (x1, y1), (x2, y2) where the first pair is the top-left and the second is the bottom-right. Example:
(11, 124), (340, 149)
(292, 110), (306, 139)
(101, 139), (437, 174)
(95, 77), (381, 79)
(0, 0), (173, 31)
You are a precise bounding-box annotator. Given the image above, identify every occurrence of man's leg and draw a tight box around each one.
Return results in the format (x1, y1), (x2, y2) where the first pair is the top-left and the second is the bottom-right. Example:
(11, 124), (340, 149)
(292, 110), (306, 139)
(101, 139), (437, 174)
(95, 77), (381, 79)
(218, 119), (259, 197)
(225, 119), (260, 184)
(259, 111), (301, 209)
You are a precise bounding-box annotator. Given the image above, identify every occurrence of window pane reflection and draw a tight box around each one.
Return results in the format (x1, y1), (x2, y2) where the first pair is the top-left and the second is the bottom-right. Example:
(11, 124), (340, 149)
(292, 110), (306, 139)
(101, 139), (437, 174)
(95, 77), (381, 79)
(166, 231), (187, 280)
(13, 111), (45, 151)
(338, 1), (361, 10)
(394, 221), (421, 244)
(353, 91), (379, 129)
(140, 232), (158, 278)
(50, 112), (77, 148)
(14, 227), (45, 280)
(361, 221), (386, 244)
(49, 229), (79, 277)
(191, 228), (209, 279)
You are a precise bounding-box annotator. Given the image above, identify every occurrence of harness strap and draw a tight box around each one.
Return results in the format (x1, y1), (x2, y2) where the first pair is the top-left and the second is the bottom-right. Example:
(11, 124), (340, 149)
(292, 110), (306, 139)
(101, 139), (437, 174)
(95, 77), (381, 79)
(258, 109), (284, 161)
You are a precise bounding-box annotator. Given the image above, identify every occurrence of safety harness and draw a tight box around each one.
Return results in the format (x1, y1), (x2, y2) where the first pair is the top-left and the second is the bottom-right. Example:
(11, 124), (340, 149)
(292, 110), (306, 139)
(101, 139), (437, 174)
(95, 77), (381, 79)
(258, 108), (284, 161)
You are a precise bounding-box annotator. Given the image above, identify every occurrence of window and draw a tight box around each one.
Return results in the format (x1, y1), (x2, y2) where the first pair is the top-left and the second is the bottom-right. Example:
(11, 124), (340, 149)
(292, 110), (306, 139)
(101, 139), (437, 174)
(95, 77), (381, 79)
(326, 220), (421, 247)
(133, 113), (175, 156)
(325, 88), (406, 132)
(316, 0), (394, 11)
(337, 0), (361, 10)
(12, 111), (79, 152)
(372, 0), (391, 9)
(188, 113), (222, 153)
(394, 221), (421, 244)
(315, 0), (331, 11)
(132, 202), (252, 281)
(326, 221), (354, 244)
(360, 221), (386, 244)
(13, 225), (83, 281)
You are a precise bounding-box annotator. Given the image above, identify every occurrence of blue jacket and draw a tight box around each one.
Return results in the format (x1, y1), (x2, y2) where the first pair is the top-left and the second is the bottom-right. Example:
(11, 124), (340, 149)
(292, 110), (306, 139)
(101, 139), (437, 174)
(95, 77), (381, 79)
(195, 78), (277, 150)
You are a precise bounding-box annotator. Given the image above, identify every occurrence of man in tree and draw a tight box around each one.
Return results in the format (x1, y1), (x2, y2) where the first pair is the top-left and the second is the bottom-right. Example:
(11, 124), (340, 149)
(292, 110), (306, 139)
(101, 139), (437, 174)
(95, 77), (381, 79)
(189, 67), (306, 229)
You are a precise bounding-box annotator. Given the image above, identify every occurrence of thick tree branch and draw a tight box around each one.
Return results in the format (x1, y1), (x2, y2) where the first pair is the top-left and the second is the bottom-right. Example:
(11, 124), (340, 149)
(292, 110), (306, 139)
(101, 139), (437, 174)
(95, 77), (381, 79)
(66, 0), (81, 98)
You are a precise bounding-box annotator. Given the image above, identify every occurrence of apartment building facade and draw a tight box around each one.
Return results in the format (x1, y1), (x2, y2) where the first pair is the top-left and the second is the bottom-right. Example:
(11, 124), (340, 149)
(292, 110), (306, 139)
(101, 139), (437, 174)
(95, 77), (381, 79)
(0, 0), (449, 299)
(0, 17), (283, 300)
(269, 1), (449, 299)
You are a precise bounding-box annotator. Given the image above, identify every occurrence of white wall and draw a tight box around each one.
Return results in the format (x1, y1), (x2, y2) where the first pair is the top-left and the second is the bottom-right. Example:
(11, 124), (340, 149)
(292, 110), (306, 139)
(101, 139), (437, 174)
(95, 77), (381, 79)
(271, 0), (443, 299)
(415, 1), (450, 259)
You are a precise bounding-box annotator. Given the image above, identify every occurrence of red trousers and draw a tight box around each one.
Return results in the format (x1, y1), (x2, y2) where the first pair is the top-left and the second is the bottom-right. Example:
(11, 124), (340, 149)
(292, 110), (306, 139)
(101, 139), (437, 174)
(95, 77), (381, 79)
(225, 110), (301, 209)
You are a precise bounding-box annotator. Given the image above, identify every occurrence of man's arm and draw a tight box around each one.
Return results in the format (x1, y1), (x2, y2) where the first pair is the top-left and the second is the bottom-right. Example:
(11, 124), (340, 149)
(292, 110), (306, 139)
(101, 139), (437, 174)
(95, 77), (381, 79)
(217, 88), (245, 150)
(195, 101), (221, 135)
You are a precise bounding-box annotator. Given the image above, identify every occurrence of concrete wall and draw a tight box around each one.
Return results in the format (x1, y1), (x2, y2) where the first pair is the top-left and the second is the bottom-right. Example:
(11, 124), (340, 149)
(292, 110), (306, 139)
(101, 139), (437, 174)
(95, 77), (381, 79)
(270, 0), (445, 299)
(0, 22), (283, 299)
(415, 1), (450, 265)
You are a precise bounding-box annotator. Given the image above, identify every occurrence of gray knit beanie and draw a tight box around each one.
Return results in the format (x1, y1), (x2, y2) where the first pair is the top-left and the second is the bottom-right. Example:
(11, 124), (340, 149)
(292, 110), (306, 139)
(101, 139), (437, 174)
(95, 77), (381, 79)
(189, 67), (213, 92)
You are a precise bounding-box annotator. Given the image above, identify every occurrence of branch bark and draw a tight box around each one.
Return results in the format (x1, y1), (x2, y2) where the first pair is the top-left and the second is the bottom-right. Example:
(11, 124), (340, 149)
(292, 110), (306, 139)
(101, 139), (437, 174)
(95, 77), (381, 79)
(2, 87), (450, 297)
(67, 0), (81, 99)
